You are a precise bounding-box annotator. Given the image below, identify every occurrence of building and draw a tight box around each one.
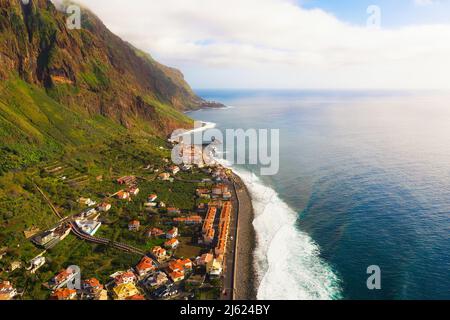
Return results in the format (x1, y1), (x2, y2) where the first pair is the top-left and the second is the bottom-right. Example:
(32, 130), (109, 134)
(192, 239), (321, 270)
(128, 187), (140, 196)
(9, 261), (21, 272)
(0, 281), (17, 300)
(158, 201), (166, 208)
(144, 202), (157, 208)
(144, 271), (168, 288)
(207, 259), (223, 277)
(173, 215), (202, 225)
(112, 271), (136, 286)
(48, 268), (79, 290)
(176, 259), (193, 270)
(97, 202), (111, 212)
(215, 202), (232, 256)
(116, 190), (130, 200)
(222, 191), (232, 200)
(158, 173), (171, 181)
(76, 220), (102, 236)
(202, 206), (217, 237)
(112, 283), (140, 300)
(78, 197), (96, 207)
(164, 238), (179, 249)
(169, 165), (180, 175)
(50, 288), (77, 300)
(135, 256), (157, 278)
(117, 176), (136, 185)
(196, 188), (211, 197)
(146, 228), (164, 238)
(212, 184), (229, 197)
(196, 253), (214, 267)
(169, 271), (184, 283)
(28, 255), (46, 274)
(152, 246), (167, 260)
(203, 228), (215, 245)
(82, 278), (104, 297)
(128, 220), (140, 231)
(31, 224), (72, 249)
(168, 260), (184, 273)
(148, 194), (158, 202)
(166, 227), (178, 239)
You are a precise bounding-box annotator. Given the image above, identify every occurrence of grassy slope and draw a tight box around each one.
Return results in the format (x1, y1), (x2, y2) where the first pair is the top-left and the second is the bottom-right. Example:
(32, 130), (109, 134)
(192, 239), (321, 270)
(0, 76), (201, 299)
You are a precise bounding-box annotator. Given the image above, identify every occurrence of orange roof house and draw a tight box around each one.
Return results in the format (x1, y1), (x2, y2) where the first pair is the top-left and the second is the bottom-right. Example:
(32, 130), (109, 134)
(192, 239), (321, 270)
(177, 258), (193, 270)
(196, 253), (214, 266)
(114, 271), (136, 285)
(164, 238), (179, 249)
(169, 271), (184, 282)
(168, 260), (184, 273)
(146, 228), (164, 238)
(116, 190), (130, 200)
(135, 256), (157, 277)
(128, 220), (140, 231)
(82, 278), (103, 294)
(152, 246), (167, 260)
(50, 288), (77, 300)
(166, 227), (178, 239)
(97, 202), (112, 212)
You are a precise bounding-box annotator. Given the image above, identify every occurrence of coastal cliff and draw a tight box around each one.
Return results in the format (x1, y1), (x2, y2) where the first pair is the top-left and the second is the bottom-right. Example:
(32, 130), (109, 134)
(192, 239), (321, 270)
(0, 0), (222, 171)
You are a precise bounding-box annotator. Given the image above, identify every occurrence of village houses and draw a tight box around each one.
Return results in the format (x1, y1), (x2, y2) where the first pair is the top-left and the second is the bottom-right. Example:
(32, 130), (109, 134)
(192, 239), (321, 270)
(146, 228), (164, 238)
(0, 281), (17, 300)
(135, 256), (157, 278)
(97, 202), (112, 212)
(128, 220), (140, 231)
(48, 267), (79, 290)
(50, 288), (77, 300)
(152, 246), (168, 260)
(164, 238), (179, 249)
(166, 227), (179, 239)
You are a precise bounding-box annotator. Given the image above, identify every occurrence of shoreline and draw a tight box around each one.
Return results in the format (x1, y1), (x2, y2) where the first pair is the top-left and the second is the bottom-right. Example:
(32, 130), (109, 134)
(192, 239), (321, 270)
(231, 172), (257, 300)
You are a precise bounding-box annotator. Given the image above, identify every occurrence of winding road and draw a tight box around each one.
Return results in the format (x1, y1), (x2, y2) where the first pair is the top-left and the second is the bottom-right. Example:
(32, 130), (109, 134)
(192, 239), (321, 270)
(34, 183), (146, 257)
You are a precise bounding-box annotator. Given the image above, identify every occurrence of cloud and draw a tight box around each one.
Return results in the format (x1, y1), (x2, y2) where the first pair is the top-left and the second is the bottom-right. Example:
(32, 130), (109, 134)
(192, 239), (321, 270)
(414, 0), (435, 6)
(60, 0), (450, 89)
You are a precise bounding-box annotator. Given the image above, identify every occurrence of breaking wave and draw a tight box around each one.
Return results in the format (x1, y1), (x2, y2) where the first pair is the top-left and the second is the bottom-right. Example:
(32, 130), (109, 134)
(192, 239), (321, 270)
(233, 168), (343, 300)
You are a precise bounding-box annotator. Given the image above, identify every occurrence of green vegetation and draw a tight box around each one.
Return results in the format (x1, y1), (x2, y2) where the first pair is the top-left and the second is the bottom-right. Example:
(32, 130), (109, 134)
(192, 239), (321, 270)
(0, 0), (221, 300)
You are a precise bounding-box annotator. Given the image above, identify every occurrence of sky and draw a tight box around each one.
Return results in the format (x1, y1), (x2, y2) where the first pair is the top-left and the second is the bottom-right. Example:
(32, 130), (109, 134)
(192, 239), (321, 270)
(56, 0), (450, 89)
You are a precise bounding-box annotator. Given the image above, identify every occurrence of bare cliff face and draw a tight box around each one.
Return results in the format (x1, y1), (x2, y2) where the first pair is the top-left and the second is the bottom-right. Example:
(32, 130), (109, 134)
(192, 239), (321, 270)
(0, 0), (217, 132)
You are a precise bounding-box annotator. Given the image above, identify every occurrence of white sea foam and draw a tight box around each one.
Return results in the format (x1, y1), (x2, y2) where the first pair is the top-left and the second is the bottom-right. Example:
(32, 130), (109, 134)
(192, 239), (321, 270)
(232, 167), (343, 300)
(200, 119), (342, 300)
(172, 121), (217, 139)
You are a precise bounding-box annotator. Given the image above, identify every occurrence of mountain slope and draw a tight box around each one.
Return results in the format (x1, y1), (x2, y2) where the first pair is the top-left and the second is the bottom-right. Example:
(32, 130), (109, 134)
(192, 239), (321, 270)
(0, 0), (217, 126)
(0, 0), (222, 172)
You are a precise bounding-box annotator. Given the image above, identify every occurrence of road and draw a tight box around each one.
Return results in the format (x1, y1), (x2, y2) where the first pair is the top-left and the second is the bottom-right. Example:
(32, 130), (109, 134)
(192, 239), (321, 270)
(35, 182), (147, 257)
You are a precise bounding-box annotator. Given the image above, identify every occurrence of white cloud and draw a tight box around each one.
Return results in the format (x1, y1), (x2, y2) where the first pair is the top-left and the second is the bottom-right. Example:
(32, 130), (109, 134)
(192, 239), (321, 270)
(63, 0), (450, 89)
(414, 0), (435, 6)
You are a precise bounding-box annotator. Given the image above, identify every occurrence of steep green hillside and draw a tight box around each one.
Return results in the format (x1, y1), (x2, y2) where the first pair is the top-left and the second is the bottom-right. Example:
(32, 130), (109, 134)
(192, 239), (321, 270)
(0, 76), (192, 173)
(0, 0), (208, 132)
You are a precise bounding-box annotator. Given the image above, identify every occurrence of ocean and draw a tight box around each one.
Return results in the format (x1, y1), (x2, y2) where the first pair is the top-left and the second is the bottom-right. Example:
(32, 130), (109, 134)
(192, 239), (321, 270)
(188, 89), (450, 300)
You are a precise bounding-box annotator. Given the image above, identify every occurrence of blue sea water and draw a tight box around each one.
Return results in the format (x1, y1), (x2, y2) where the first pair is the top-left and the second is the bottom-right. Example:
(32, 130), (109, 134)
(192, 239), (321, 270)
(189, 89), (450, 300)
